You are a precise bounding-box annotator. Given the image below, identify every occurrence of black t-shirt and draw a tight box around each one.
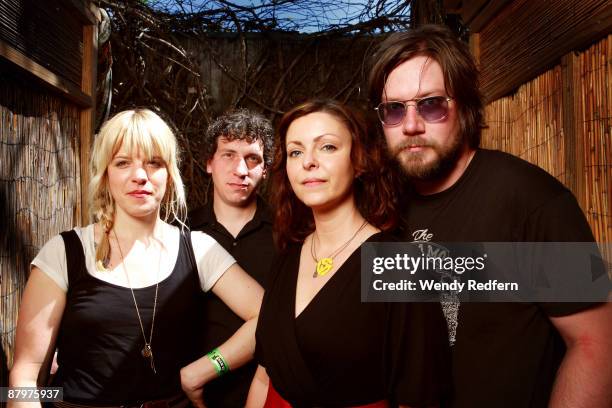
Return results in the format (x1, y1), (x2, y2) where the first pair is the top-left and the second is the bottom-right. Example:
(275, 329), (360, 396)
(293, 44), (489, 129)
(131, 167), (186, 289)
(400, 148), (598, 408)
(188, 196), (275, 408)
(256, 232), (451, 407)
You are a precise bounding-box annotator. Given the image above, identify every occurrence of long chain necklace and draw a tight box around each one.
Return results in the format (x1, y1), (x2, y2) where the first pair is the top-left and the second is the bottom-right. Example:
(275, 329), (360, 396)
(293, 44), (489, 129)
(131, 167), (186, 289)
(113, 229), (159, 374)
(310, 220), (368, 278)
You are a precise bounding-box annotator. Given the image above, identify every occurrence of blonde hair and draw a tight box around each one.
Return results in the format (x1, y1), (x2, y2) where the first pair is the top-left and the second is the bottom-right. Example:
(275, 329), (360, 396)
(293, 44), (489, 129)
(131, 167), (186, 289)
(89, 109), (187, 267)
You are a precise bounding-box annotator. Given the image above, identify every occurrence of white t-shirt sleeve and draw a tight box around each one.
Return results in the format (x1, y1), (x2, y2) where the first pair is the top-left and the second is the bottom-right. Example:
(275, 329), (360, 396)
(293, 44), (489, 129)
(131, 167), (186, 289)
(190, 231), (237, 292)
(31, 234), (68, 292)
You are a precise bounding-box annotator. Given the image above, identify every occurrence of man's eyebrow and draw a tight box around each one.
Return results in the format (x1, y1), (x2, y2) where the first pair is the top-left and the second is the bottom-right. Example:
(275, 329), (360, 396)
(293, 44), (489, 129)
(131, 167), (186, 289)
(384, 89), (447, 101)
(415, 89), (447, 98)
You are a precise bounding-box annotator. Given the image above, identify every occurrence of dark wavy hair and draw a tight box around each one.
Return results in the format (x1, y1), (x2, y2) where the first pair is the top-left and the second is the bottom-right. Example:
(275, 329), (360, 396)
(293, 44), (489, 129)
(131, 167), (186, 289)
(271, 99), (399, 251)
(368, 24), (484, 148)
(203, 108), (274, 166)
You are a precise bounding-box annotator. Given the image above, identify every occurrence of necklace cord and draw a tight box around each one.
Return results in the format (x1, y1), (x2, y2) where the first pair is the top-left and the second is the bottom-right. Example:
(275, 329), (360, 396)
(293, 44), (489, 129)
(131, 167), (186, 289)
(113, 229), (160, 365)
(310, 219), (368, 278)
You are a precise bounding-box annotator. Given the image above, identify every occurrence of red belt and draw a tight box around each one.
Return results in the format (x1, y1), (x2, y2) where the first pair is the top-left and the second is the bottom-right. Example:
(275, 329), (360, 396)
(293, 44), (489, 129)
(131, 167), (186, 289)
(264, 382), (389, 408)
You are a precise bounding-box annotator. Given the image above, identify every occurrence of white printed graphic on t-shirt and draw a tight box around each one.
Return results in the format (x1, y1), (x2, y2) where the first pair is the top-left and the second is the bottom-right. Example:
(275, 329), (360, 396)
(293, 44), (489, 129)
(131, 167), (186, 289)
(411, 228), (459, 346)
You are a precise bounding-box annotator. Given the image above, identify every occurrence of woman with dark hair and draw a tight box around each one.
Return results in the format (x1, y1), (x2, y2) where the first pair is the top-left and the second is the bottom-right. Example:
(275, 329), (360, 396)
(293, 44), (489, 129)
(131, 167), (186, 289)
(247, 99), (450, 407)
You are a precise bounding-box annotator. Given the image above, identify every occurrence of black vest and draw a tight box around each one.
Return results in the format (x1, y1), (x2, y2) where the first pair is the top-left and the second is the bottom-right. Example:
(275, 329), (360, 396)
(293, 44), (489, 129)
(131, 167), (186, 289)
(53, 230), (202, 405)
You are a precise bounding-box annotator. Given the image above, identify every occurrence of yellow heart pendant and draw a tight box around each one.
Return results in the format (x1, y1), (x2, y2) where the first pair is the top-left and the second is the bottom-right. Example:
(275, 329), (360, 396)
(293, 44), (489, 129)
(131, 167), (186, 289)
(315, 258), (333, 277)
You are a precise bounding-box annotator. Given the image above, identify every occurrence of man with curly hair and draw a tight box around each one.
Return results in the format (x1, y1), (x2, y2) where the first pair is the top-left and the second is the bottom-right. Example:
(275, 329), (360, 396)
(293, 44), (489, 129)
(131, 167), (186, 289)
(188, 109), (275, 407)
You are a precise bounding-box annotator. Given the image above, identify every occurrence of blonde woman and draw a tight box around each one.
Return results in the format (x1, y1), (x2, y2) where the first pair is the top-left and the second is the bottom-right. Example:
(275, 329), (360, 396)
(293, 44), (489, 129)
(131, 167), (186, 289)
(9, 109), (263, 407)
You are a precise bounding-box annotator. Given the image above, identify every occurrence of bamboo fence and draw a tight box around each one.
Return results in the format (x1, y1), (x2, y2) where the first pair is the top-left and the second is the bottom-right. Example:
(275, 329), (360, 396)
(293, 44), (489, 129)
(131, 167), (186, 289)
(580, 35), (612, 269)
(0, 79), (81, 369)
(482, 66), (565, 182)
(478, 0), (609, 103)
(482, 35), (611, 269)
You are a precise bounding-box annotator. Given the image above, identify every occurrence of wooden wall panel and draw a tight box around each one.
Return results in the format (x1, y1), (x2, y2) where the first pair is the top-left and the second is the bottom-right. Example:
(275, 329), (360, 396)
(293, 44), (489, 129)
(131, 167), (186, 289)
(477, 0), (611, 102)
(0, 0), (83, 87)
(0, 0), (98, 371)
(482, 36), (611, 264)
(0, 78), (81, 368)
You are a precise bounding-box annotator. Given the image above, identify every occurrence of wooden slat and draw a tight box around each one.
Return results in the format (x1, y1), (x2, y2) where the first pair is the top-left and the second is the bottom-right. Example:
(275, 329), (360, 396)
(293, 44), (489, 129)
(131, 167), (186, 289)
(442, 0), (462, 13)
(460, 0), (489, 25)
(470, 32), (480, 66)
(63, 0), (97, 24)
(467, 0), (512, 32)
(0, 39), (92, 108)
(477, 0), (612, 102)
(561, 52), (586, 210)
(1, 0), (84, 86)
(79, 22), (97, 225)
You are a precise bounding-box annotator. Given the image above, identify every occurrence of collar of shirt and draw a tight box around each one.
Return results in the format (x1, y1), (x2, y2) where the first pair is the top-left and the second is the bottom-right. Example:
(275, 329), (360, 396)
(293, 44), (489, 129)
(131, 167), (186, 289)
(188, 195), (272, 239)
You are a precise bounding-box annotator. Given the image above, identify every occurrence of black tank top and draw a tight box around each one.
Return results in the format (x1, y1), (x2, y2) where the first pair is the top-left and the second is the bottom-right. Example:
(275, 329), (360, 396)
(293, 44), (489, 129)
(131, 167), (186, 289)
(53, 230), (203, 405)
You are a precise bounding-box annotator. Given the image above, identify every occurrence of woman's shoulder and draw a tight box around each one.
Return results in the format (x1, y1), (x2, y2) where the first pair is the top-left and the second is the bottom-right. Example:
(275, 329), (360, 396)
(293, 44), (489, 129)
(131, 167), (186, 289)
(31, 226), (95, 293)
(73, 223), (94, 242)
(189, 227), (221, 251)
(40, 224), (92, 249)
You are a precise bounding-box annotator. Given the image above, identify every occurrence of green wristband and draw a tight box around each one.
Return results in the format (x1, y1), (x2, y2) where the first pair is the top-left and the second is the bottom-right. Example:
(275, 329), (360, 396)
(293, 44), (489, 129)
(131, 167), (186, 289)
(206, 348), (230, 377)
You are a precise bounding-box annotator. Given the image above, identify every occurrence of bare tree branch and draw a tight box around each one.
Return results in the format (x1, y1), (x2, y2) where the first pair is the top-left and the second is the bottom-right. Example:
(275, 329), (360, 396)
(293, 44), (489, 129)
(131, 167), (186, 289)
(97, 0), (420, 207)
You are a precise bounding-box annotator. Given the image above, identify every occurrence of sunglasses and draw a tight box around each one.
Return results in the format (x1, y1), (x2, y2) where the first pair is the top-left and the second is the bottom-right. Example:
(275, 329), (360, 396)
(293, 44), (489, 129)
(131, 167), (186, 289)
(375, 96), (453, 125)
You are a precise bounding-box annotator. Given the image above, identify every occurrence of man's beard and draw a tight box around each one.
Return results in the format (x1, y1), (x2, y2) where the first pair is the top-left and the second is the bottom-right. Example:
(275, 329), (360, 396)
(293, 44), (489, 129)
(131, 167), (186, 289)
(390, 133), (463, 181)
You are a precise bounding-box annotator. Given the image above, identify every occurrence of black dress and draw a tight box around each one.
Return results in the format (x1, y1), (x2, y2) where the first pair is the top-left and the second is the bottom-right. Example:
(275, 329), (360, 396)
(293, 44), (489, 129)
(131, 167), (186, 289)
(52, 230), (204, 405)
(255, 232), (451, 407)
